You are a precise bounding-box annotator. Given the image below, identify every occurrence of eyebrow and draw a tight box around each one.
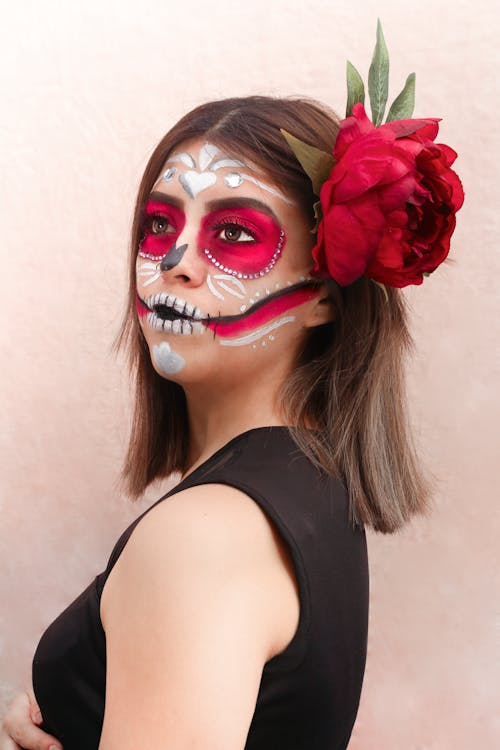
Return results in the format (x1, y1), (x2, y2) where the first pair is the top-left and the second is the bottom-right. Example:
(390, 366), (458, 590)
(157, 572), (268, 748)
(147, 191), (184, 210)
(147, 192), (281, 225)
(205, 197), (281, 224)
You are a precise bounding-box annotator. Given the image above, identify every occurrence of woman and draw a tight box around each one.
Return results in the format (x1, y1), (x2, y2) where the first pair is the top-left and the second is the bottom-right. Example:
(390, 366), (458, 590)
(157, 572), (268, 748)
(1, 87), (463, 750)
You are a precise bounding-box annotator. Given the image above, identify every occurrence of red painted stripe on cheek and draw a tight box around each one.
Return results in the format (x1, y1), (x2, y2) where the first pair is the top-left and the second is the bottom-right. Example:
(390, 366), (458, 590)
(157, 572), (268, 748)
(205, 286), (320, 337)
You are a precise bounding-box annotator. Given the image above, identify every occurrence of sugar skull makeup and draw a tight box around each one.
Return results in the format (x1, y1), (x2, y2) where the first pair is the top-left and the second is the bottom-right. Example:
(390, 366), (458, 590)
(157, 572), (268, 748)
(136, 140), (324, 361)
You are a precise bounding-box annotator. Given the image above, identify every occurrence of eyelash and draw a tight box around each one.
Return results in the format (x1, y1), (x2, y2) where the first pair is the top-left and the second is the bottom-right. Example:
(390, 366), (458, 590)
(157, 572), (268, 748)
(212, 217), (258, 242)
(143, 214), (176, 235)
(142, 213), (260, 242)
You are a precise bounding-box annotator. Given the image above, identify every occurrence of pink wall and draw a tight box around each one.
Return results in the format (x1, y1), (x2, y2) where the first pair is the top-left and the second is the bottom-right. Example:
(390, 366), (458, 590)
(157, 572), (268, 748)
(1, 1), (498, 747)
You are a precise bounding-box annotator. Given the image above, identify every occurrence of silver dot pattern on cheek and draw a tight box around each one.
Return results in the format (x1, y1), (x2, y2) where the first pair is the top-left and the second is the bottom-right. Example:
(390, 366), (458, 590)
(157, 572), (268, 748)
(203, 229), (285, 280)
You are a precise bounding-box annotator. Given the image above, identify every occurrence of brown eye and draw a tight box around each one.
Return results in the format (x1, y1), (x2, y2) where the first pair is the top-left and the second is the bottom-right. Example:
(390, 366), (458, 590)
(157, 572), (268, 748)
(151, 216), (175, 235)
(217, 224), (255, 243)
(224, 226), (242, 241)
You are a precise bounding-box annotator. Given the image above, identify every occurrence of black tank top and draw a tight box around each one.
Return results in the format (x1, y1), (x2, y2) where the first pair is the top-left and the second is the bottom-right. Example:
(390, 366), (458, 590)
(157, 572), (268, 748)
(32, 426), (369, 750)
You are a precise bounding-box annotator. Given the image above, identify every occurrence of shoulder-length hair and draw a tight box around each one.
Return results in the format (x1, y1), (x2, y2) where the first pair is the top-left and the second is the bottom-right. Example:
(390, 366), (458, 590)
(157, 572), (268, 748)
(115, 95), (435, 534)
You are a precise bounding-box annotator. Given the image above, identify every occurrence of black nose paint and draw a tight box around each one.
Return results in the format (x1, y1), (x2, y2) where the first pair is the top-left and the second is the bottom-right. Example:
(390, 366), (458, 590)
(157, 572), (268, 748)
(160, 243), (188, 271)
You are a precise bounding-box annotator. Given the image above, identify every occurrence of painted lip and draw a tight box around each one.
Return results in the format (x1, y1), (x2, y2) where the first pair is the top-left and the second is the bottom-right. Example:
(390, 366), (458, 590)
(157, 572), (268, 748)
(138, 292), (205, 336)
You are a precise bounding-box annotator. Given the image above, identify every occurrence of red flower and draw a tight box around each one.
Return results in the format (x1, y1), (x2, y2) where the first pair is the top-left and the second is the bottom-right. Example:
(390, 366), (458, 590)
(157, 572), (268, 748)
(311, 103), (464, 287)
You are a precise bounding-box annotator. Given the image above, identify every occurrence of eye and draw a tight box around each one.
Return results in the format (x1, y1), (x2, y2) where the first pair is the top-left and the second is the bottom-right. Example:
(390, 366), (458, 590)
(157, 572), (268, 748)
(215, 222), (256, 243)
(150, 215), (176, 235)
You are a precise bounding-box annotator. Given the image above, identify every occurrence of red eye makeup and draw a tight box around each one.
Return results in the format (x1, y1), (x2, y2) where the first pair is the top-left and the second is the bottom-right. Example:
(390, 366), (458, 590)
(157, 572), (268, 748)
(138, 200), (185, 260)
(198, 206), (286, 278)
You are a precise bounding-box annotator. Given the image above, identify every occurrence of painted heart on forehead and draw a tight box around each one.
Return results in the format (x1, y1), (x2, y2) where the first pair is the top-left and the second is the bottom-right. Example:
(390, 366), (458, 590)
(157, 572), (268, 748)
(179, 170), (217, 199)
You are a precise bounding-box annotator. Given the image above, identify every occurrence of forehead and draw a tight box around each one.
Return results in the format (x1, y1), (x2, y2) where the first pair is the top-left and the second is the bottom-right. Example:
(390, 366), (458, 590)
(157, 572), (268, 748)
(150, 137), (295, 211)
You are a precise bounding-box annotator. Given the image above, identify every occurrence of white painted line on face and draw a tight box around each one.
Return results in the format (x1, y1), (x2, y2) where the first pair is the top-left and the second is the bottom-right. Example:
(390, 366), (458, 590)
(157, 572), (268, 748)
(219, 315), (296, 347)
(169, 152), (196, 168)
(199, 143), (220, 170)
(137, 260), (161, 286)
(207, 274), (225, 300)
(239, 173), (296, 205)
(213, 273), (247, 299)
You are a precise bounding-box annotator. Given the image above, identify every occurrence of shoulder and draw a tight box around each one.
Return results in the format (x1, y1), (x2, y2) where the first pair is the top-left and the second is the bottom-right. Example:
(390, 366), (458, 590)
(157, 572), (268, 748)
(98, 483), (298, 748)
(109, 482), (287, 582)
(101, 482), (298, 656)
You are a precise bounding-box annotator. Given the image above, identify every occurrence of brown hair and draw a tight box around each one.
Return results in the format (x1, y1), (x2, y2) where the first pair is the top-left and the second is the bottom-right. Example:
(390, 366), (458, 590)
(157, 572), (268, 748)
(115, 95), (435, 534)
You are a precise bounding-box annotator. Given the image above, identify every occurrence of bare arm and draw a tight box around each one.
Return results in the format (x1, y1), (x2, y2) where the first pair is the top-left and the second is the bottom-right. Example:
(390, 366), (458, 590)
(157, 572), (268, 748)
(98, 483), (291, 750)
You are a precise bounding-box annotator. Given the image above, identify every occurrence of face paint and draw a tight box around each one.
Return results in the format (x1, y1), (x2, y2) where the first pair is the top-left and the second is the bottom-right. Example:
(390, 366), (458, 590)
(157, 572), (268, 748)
(138, 200), (185, 260)
(226, 172), (294, 205)
(206, 273), (247, 301)
(137, 259), (161, 287)
(155, 142), (296, 206)
(218, 315), (296, 347)
(153, 341), (186, 374)
(159, 243), (188, 271)
(199, 206), (285, 278)
(140, 292), (205, 336)
(135, 294), (150, 318)
(205, 282), (320, 339)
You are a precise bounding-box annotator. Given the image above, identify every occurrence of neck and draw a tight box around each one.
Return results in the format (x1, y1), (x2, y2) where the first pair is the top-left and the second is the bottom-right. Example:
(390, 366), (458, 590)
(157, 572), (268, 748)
(180, 375), (287, 479)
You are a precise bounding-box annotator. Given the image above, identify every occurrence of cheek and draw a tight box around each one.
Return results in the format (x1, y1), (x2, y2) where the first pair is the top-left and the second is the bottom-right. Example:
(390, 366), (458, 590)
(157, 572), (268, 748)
(138, 234), (177, 260)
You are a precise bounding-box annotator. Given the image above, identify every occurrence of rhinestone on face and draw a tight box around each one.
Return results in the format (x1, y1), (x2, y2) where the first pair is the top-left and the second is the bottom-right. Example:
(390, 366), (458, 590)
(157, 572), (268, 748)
(200, 230), (285, 279)
(138, 251), (162, 262)
(162, 167), (176, 182)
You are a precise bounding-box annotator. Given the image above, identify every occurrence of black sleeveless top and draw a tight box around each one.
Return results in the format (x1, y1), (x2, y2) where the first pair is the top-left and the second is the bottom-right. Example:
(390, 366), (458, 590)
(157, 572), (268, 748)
(32, 426), (369, 750)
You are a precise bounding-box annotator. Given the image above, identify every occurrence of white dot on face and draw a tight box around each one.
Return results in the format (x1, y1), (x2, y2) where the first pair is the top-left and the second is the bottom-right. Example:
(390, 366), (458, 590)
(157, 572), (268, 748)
(262, 341), (266, 346)
(240, 305), (247, 312)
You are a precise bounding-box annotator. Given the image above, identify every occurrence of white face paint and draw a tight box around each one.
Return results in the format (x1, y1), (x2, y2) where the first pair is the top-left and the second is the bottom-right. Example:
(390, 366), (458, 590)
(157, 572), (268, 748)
(206, 273), (247, 301)
(155, 142), (295, 205)
(218, 315), (296, 347)
(153, 341), (186, 374)
(137, 259), (161, 287)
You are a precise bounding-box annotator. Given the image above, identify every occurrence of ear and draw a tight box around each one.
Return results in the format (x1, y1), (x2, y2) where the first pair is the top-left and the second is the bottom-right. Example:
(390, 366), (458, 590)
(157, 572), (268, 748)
(303, 289), (336, 328)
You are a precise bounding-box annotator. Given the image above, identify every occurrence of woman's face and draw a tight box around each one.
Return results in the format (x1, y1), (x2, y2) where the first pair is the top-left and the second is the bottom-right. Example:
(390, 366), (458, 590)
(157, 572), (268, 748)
(135, 136), (328, 386)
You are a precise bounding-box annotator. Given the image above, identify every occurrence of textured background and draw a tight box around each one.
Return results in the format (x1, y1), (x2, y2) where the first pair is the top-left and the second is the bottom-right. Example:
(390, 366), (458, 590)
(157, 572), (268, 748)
(1, 0), (499, 747)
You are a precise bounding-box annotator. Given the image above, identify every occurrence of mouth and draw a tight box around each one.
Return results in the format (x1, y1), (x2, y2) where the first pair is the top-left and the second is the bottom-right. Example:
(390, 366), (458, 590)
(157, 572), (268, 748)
(142, 292), (206, 336)
(137, 278), (322, 339)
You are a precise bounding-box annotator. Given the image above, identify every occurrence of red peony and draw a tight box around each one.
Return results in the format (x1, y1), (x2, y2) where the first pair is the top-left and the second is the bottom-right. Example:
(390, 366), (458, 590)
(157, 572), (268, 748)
(311, 102), (464, 288)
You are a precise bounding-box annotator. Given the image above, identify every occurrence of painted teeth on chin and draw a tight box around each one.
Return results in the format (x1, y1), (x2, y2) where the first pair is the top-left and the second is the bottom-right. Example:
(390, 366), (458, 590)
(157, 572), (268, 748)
(143, 294), (205, 320)
(173, 298), (186, 314)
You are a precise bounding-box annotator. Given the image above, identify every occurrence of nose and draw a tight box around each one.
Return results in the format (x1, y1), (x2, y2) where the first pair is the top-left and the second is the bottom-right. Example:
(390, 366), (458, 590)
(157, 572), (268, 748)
(160, 226), (206, 285)
(160, 243), (188, 271)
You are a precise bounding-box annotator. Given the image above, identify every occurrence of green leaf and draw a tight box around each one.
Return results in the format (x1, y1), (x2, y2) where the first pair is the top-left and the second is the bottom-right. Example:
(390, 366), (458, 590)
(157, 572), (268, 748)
(386, 73), (416, 122)
(371, 279), (389, 302)
(368, 19), (389, 126)
(423, 271), (431, 277)
(310, 200), (323, 234)
(280, 128), (335, 196)
(346, 60), (365, 117)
